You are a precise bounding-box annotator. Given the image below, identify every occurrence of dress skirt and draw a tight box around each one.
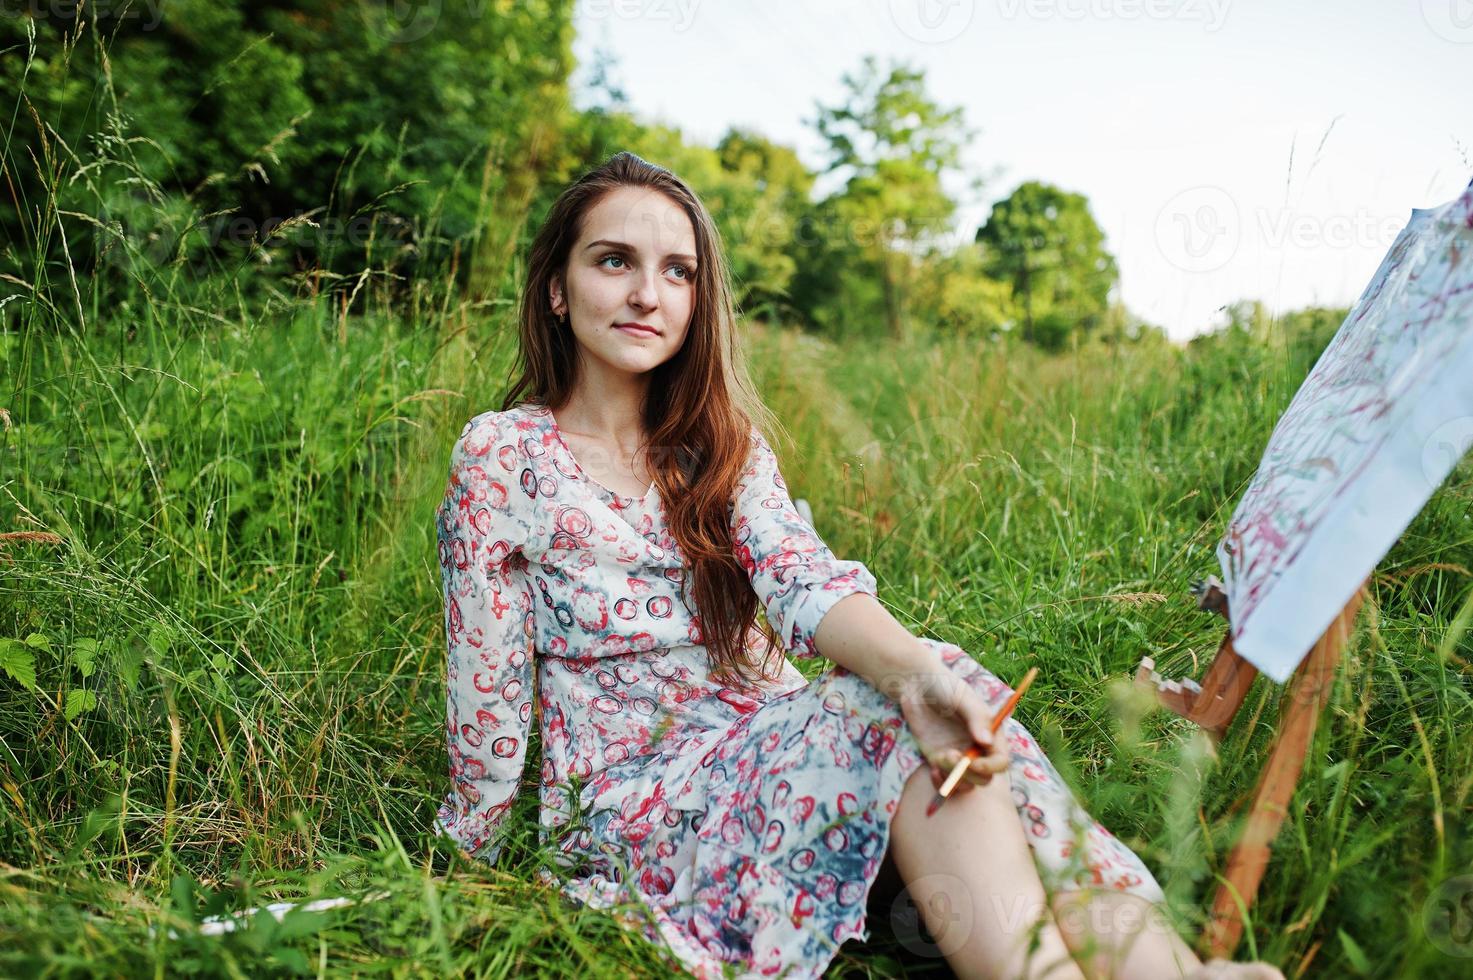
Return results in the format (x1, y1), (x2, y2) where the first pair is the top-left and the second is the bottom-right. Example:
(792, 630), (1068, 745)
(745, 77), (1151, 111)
(537, 637), (1167, 980)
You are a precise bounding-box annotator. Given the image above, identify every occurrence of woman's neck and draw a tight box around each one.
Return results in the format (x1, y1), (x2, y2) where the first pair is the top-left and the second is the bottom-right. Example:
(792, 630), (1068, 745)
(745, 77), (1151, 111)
(556, 380), (650, 450)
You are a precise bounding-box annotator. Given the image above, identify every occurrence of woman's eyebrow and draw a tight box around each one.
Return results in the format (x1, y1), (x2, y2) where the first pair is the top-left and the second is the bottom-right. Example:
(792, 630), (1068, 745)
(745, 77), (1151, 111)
(584, 239), (697, 264)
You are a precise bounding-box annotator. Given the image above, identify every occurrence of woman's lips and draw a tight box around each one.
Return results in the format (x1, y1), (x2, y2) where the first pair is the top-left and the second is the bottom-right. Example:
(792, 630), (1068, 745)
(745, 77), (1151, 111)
(614, 323), (659, 337)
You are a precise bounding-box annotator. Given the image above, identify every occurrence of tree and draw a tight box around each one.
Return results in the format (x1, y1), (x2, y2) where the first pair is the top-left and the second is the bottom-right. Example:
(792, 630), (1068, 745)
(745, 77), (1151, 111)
(0, 0), (576, 306)
(808, 55), (979, 340)
(974, 181), (1117, 349)
(712, 129), (814, 321)
(910, 245), (1017, 338)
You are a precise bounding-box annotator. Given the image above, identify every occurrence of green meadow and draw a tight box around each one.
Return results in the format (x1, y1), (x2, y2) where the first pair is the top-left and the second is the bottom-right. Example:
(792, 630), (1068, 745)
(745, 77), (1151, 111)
(3, 7), (1471, 978)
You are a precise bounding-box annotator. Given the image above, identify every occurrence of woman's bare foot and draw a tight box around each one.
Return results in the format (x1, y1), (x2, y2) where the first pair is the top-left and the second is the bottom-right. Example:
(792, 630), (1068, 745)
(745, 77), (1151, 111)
(1183, 958), (1286, 980)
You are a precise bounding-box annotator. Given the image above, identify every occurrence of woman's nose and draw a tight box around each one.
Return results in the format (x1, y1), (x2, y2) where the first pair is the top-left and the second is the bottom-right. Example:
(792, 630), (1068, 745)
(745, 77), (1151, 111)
(630, 270), (659, 309)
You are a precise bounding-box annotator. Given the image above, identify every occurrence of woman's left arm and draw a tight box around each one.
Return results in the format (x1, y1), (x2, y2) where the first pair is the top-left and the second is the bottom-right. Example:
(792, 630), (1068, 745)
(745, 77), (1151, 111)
(729, 427), (943, 696)
(731, 427), (1006, 785)
(810, 591), (946, 701)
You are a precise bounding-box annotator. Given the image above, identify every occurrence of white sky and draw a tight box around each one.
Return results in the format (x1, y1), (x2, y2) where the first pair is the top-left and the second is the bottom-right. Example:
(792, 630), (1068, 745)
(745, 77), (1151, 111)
(570, 0), (1472, 339)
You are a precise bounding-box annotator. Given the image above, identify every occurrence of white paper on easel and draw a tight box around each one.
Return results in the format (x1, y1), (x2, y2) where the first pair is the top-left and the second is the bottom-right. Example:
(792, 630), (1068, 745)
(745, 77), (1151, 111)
(1217, 177), (1473, 684)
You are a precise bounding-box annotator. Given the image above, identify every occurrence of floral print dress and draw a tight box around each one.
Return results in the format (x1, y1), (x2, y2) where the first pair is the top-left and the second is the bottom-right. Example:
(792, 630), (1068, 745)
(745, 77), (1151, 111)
(435, 402), (1166, 980)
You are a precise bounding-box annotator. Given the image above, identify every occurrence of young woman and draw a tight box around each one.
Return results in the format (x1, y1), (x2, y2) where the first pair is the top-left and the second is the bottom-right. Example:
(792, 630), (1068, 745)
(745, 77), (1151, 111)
(434, 151), (1287, 980)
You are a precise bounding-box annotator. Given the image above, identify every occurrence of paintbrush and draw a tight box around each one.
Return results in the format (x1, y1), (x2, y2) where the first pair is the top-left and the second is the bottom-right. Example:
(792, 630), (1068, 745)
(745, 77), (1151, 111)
(924, 666), (1038, 818)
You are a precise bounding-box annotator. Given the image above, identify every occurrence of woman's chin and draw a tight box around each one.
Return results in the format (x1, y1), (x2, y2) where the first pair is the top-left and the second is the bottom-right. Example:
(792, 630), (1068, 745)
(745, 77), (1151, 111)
(602, 352), (670, 375)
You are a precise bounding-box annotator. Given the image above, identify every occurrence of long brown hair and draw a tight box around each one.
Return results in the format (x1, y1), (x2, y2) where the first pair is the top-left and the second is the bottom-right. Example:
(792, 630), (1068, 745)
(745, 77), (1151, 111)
(501, 150), (787, 691)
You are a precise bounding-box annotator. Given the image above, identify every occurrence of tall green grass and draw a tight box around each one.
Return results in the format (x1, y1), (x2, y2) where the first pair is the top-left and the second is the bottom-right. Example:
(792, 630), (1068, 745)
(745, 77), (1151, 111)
(4, 293), (1471, 976)
(3, 29), (1471, 978)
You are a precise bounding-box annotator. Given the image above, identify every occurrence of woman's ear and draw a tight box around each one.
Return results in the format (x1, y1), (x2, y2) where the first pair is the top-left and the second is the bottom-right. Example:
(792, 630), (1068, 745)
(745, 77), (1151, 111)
(548, 276), (564, 317)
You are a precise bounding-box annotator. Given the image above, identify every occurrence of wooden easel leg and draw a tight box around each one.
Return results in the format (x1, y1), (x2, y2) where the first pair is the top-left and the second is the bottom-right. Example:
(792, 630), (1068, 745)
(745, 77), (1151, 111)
(1198, 581), (1369, 960)
(1136, 634), (1259, 740)
(1137, 572), (1259, 739)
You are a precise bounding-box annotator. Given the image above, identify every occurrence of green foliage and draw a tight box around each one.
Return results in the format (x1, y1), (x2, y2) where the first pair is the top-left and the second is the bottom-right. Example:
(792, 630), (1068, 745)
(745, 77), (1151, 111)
(713, 128), (814, 320)
(0, 635), (42, 690)
(786, 193), (883, 338)
(807, 55), (982, 340)
(975, 180), (1119, 349)
(0, 1), (576, 308)
(908, 244), (1018, 338)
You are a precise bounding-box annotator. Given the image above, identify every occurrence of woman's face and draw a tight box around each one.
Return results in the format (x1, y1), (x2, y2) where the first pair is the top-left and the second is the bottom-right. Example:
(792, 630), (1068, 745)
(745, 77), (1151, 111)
(551, 185), (698, 379)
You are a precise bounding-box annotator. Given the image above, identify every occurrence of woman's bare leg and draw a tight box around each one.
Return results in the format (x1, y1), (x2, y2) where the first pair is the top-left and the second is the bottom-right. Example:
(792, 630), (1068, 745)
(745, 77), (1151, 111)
(1049, 890), (1287, 980)
(887, 765), (1086, 980)
(1048, 888), (1202, 978)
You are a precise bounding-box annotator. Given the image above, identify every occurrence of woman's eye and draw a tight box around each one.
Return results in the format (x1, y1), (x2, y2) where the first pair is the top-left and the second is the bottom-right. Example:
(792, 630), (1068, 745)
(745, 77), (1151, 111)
(599, 255), (693, 280)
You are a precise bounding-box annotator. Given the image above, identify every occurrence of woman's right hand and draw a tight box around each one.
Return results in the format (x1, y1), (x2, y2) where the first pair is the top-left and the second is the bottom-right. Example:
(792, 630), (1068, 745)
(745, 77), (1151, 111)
(896, 664), (1012, 796)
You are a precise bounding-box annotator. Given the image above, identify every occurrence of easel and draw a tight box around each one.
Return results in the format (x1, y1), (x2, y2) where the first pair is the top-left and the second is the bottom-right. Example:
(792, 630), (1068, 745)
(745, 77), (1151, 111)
(1134, 574), (1370, 960)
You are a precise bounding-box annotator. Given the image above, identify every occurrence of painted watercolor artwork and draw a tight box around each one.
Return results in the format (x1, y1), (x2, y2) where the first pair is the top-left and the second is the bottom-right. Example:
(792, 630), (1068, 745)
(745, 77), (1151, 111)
(1218, 176), (1473, 683)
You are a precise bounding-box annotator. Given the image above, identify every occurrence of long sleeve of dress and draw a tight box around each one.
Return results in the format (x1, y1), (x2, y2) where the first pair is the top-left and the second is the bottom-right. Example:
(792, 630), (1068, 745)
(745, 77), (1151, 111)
(435, 412), (537, 865)
(729, 427), (879, 660)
